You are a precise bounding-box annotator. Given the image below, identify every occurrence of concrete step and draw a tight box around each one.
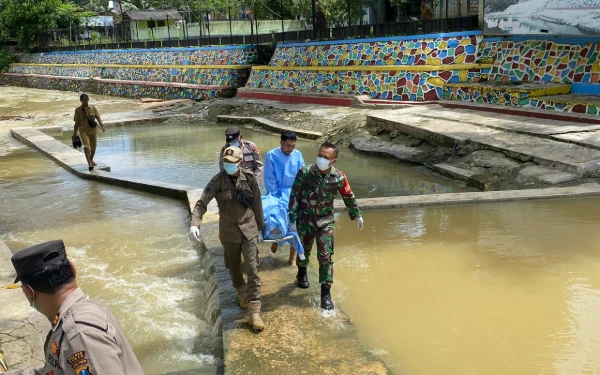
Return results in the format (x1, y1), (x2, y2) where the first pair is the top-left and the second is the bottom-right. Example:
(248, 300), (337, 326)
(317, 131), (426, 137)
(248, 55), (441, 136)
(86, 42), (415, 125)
(412, 107), (600, 137)
(367, 111), (600, 177)
(216, 115), (323, 139)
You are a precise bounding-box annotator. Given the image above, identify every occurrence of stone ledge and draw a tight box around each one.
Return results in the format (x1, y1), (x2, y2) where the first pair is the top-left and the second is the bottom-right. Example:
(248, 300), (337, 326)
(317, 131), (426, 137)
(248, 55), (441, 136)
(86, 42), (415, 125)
(334, 183), (600, 211)
(216, 115), (322, 140)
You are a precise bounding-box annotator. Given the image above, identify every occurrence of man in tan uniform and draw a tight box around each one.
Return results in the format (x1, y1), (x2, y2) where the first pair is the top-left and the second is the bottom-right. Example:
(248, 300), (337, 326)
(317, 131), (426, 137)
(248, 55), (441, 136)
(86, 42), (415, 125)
(189, 146), (266, 331)
(73, 94), (105, 171)
(4, 239), (143, 375)
(218, 127), (264, 182)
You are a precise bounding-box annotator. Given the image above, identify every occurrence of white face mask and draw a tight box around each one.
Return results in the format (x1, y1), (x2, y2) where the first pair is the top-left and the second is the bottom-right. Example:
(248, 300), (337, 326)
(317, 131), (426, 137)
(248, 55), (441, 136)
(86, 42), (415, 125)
(316, 157), (331, 171)
(27, 284), (38, 311)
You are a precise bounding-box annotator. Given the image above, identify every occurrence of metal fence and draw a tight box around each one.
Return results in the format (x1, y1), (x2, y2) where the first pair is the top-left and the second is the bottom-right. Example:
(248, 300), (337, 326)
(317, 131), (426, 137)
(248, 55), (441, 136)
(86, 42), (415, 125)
(34, 0), (480, 53)
(34, 14), (478, 53)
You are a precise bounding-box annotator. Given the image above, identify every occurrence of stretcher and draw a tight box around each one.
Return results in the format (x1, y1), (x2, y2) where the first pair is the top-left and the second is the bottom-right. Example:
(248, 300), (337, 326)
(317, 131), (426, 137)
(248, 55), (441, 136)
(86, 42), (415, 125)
(262, 235), (295, 244)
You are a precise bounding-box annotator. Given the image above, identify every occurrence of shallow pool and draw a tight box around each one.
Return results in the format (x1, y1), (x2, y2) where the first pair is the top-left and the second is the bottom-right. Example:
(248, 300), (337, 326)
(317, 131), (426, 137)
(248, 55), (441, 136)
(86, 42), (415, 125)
(58, 122), (472, 198)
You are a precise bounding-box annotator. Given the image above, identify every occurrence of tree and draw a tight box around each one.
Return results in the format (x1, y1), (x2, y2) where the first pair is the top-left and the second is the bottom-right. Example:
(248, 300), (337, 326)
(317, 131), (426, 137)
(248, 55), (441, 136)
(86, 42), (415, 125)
(0, 0), (89, 49)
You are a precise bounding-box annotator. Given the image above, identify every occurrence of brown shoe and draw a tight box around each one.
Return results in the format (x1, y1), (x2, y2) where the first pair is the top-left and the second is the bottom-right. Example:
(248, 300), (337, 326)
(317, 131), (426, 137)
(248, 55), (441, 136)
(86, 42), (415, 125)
(248, 300), (265, 332)
(237, 286), (248, 309)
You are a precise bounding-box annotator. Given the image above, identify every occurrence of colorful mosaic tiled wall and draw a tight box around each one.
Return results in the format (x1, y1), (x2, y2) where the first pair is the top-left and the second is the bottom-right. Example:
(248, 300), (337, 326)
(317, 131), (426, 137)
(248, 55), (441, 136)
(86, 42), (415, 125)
(479, 39), (600, 83)
(19, 46), (258, 65)
(444, 84), (600, 116)
(1, 75), (231, 100)
(249, 68), (484, 101)
(247, 31), (486, 101)
(9, 65), (249, 87)
(4, 46), (257, 100)
(269, 35), (480, 67)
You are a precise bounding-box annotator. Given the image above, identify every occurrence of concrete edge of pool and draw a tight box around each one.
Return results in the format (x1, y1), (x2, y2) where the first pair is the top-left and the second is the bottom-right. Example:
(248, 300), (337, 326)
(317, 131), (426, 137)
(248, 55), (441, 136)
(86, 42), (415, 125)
(9, 125), (600, 374)
(0, 240), (49, 371)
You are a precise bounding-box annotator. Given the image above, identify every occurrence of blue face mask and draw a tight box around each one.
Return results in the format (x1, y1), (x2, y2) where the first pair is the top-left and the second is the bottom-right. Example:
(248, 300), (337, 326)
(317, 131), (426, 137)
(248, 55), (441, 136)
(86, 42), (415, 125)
(316, 156), (331, 171)
(223, 162), (239, 175)
(230, 140), (240, 148)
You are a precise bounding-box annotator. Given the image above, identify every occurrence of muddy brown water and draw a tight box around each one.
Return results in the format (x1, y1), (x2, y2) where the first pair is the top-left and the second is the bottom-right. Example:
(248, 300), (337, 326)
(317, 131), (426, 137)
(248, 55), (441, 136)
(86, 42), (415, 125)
(3, 86), (600, 374)
(333, 200), (600, 374)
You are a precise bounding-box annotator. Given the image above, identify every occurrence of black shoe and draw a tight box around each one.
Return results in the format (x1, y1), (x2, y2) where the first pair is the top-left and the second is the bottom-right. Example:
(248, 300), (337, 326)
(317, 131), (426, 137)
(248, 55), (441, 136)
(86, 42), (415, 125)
(296, 267), (309, 289)
(320, 283), (334, 310)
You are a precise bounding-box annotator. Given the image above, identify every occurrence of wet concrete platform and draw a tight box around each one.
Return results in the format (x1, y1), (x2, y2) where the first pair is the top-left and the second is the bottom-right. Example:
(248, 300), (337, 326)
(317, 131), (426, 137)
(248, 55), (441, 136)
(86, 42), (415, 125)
(368, 108), (600, 177)
(216, 115), (323, 140)
(0, 240), (49, 371)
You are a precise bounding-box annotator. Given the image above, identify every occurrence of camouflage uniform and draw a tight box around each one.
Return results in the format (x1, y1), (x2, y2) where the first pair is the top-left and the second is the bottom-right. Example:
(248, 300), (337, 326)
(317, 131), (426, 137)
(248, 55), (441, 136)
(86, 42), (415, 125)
(288, 164), (361, 284)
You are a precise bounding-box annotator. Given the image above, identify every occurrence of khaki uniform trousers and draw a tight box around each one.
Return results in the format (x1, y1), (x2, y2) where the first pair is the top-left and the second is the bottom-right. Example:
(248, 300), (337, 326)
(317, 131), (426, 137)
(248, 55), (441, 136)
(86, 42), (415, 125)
(80, 131), (97, 152)
(222, 236), (261, 301)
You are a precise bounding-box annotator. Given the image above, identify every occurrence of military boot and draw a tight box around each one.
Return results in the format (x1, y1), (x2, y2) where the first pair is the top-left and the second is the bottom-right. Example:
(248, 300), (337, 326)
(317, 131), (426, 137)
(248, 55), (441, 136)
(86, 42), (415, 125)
(320, 283), (334, 310)
(296, 267), (309, 289)
(248, 300), (265, 332)
(236, 286), (248, 309)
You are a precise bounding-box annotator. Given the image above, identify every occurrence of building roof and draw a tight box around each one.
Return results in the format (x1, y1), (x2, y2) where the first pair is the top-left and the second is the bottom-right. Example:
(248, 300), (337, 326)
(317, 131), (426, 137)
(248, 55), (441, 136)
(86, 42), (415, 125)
(123, 9), (183, 21)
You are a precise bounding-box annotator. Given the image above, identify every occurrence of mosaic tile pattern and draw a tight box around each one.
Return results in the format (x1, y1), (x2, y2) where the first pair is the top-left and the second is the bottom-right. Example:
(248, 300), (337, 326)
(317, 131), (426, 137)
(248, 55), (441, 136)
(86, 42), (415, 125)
(444, 85), (600, 116)
(97, 82), (232, 100)
(443, 86), (531, 107)
(270, 35), (481, 67)
(490, 40), (580, 82)
(9, 65), (250, 88)
(10, 65), (101, 77)
(20, 47), (257, 66)
(247, 68), (483, 101)
(1, 74), (233, 100)
(1, 75), (85, 93)
(101, 67), (248, 87)
(478, 40), (501, 61)
(573, 42), (600, 83)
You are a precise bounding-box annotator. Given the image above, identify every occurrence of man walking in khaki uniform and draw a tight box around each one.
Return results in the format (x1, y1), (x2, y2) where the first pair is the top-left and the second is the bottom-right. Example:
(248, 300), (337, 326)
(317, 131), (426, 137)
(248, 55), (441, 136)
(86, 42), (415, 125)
(189, 146), (266, 331)
(4, 239), (143, 375)
(73, 94), (104, 171)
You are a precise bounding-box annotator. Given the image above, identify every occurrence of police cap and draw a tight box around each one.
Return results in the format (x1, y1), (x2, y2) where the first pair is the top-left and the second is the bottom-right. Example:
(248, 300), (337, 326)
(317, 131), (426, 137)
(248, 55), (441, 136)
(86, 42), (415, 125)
(11, 240), (67, 283)
(225, 126), (241, 142)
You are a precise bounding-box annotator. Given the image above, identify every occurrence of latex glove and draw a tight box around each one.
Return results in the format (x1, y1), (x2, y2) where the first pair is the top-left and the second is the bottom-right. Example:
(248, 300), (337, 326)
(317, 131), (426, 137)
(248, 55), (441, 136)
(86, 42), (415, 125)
(356, 216), (364, 230)
(289, 222), (297, 233)
(258, 232), (264, 243)
(189, 226), (200, 242)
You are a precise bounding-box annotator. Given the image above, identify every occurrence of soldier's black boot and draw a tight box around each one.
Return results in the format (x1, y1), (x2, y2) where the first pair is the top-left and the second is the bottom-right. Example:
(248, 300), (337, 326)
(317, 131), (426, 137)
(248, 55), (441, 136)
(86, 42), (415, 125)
(296, 267), (309, 289)
(320, 283), (334, 310)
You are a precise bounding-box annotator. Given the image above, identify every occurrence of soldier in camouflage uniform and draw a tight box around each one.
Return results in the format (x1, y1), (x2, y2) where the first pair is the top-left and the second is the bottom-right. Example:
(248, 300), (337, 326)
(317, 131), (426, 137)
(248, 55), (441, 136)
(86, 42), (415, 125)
(288, 142), (364, 310)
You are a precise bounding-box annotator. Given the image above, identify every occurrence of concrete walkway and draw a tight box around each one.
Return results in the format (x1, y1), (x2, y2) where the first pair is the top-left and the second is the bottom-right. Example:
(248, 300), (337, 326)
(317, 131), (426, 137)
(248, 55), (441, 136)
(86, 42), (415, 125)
(368, 107), (600, 177)
(0, 240), (49, 372)
(216, 115), (323, 140)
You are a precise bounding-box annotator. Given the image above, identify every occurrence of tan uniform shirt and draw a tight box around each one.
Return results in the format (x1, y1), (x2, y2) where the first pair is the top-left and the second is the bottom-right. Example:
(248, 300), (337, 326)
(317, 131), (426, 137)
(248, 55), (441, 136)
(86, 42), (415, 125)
(73, 105), (101, 135)
(191, 170), (264, 243)
(5, 288), (143, 375)
(219, 140), (264, 181)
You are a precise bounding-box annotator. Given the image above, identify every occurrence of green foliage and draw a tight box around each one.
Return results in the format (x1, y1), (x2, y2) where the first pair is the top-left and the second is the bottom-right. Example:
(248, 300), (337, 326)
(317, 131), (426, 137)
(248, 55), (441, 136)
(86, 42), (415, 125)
(0, 49), (19, 73)
(0, 0), (90, 49)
